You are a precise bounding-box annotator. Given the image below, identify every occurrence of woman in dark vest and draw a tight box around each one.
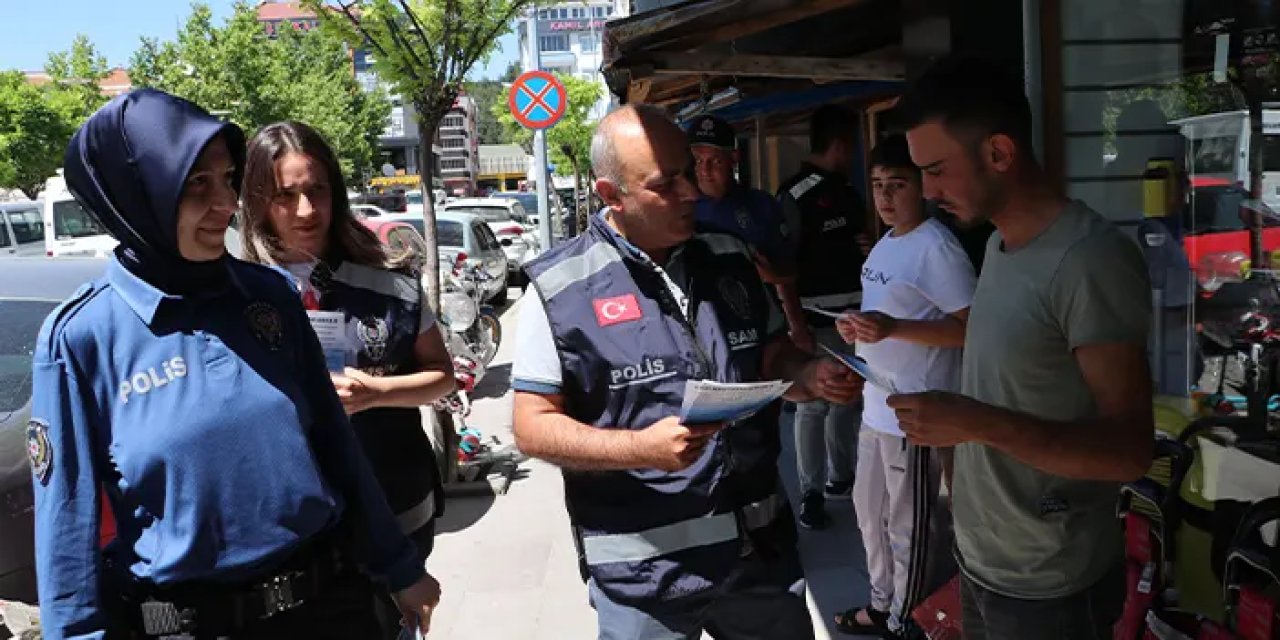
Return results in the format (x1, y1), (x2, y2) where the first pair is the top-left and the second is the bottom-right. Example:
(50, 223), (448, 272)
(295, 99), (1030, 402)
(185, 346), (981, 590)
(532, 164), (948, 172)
(238, 121), (455, 638)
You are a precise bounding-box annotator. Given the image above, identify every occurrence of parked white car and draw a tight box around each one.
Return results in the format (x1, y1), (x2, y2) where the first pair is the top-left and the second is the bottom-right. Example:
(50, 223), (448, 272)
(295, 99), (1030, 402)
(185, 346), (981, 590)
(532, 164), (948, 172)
(442, 198), (539, 285)
(351, 204), (392, 218)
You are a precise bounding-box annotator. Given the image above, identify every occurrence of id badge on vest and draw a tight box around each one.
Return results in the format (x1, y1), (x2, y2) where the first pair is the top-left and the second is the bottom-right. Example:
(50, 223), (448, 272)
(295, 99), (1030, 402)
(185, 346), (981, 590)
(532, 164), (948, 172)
(307, 310), (349, 371)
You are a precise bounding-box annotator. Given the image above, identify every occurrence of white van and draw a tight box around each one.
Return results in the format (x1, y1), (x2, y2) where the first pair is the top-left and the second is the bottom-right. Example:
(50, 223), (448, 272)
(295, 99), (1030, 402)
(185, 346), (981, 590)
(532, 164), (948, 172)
(42, 173), (116, 258)
(0, 201), (46, 257)
(1171, 108), (1280, 209)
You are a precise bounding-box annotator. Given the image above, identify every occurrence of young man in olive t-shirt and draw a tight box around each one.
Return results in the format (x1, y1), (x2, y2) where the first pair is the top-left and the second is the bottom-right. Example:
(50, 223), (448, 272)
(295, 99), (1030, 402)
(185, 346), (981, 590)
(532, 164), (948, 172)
(888, 55), (1154, 640)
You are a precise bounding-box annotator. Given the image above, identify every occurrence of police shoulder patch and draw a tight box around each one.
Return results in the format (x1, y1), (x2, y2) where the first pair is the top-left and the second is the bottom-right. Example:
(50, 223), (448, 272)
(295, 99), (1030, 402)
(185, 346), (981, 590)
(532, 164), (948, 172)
(26, 419), (52, 485)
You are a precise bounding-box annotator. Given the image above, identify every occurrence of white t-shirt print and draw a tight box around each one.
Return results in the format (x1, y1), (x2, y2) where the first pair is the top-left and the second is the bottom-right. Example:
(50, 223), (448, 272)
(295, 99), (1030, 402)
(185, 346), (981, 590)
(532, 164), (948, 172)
(857, 217), (976, 436)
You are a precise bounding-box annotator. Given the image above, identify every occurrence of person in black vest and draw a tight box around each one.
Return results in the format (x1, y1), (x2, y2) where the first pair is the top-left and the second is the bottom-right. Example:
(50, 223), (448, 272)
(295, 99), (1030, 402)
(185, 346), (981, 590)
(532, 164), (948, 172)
(776, 105), (871, 529)
(239, 121), (456, 638)
(512, 104), (864, 639)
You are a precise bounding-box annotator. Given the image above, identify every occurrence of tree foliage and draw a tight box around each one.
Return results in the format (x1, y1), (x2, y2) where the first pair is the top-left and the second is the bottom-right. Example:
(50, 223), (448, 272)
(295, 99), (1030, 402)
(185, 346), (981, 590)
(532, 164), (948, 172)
(129, 2), (390, 184)
(307, 0), (543, 310)
(0, 73), (74, 198)
(466, 61), (523, 144)
(0, 35), (109, 198)
(44, 34), (111, 124)
(495, 71), (600, 177)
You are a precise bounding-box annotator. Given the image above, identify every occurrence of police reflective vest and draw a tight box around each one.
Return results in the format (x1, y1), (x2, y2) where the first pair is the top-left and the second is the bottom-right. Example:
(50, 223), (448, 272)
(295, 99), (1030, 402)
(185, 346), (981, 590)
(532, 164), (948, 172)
(307, 260), (443, 540)
(778, 162), (867, 316)
(523, 214), (794, 606)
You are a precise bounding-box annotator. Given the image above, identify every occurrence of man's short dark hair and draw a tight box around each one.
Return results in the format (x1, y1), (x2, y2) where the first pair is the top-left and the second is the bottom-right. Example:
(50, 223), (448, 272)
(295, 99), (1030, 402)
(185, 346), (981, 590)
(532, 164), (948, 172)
(869, 134), (917, 176)
(809, 104), (858, 155)
(896, 54), (1035, 159)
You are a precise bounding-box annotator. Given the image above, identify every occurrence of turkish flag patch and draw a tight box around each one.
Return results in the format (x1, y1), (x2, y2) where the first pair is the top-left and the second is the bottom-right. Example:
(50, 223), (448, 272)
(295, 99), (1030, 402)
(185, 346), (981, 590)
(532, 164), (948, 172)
(593, 294), (643, 327)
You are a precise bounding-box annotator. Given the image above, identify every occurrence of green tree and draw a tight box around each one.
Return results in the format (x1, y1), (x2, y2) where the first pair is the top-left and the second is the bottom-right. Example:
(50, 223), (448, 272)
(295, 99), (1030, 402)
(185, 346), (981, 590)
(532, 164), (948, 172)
(468, 62), (525, 144)
(495, 71), (600, 178)
(307, 0), (545, 311)
(129, 2), (390, 183)
(496, 72), (600, 233)
(44, 34), (112, 126)
(0, 71), (74, 198)
(465, 80), (506, 144)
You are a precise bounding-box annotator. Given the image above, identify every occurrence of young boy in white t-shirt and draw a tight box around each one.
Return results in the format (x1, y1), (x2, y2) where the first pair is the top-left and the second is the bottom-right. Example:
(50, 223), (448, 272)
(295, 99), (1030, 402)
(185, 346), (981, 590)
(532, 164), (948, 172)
(832, 134), (976, 638)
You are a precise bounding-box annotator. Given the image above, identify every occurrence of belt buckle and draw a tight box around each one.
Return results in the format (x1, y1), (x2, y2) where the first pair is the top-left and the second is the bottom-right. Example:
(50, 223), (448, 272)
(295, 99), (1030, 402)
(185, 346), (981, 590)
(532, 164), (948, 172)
(260, 570), (306, 617)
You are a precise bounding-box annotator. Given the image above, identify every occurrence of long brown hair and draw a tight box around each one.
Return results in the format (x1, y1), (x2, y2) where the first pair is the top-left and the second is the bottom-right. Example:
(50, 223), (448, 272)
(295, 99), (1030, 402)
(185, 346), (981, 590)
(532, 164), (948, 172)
(239, 121), (412, 270)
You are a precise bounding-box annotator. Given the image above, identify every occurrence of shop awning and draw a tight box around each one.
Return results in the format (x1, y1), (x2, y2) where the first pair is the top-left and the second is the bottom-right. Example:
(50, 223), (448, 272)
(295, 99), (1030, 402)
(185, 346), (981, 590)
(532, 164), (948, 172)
(602, 0), (905, 114)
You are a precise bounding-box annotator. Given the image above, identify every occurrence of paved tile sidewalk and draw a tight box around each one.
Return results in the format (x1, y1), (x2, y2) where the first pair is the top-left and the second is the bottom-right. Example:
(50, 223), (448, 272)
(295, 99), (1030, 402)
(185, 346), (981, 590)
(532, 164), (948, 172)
(424, 291), (876, 639)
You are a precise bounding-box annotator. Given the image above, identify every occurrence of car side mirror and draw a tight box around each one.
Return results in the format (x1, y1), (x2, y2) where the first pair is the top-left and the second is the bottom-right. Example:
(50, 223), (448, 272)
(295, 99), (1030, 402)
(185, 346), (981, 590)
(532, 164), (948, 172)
(501, 238), (513, 247)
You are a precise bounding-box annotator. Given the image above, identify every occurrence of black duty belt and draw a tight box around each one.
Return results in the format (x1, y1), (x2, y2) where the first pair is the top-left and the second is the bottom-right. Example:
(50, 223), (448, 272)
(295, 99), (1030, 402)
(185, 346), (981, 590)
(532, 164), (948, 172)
(135, 537), (353, 637)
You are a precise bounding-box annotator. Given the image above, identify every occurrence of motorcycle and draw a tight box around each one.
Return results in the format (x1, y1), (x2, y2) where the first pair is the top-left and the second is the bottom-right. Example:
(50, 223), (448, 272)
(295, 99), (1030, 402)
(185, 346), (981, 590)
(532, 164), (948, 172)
(438, 260), (502, 367)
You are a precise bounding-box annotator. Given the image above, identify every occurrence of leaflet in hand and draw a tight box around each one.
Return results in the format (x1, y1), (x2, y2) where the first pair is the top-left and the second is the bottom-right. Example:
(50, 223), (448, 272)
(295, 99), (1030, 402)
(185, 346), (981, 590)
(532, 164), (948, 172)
(679, 380), (792, 424)
(803, 305), (848, 320)
(307, 310), (349, 372)
(821, 344), (899, 393)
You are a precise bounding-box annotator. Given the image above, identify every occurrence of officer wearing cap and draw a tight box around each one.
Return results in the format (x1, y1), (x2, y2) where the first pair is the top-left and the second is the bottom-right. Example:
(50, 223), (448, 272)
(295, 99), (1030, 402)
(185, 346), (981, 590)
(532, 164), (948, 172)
(512, 104), (863, 639)
(685, 114), (796, 287)
(31, 89), (440, 639)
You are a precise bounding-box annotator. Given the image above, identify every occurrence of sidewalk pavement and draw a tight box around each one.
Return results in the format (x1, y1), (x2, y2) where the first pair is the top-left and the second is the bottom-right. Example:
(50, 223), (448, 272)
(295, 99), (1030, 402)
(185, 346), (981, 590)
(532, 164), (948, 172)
(424, 289), (876, 639)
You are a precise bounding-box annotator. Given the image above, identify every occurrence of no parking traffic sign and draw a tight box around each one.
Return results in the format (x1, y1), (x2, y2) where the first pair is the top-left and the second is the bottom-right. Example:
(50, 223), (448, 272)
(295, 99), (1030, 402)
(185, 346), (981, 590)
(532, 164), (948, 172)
(508, 70), (567, 130)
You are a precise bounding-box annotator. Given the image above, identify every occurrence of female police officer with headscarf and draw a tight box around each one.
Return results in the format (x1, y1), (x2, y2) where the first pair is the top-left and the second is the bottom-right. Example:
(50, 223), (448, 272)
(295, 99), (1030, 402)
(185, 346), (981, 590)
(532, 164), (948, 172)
(29, 88), (441, 639)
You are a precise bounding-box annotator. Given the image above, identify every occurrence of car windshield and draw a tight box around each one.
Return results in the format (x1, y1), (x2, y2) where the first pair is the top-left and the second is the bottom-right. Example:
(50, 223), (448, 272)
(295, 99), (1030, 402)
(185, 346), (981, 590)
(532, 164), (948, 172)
(496, 193), (538, 211)
(0, 300), (56, 412)
(406, 192), (424, 205)
(6, 209), (44, 244)
(447, 206), (511, 223)
(53, 199), (108, 239)
(391, 219), (464, 248)
(437, 220), (465, 247)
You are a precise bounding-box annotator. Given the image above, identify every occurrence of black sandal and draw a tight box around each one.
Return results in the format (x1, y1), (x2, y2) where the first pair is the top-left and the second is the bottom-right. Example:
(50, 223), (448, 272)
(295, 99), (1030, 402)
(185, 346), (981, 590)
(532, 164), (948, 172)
(834, 606), (889, 636)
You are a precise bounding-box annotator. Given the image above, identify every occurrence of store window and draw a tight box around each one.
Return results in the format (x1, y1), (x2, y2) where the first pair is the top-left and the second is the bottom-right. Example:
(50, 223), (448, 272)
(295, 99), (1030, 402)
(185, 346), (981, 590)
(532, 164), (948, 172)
(1051, 0), (1279, 398)
(580, 35), (598, 52)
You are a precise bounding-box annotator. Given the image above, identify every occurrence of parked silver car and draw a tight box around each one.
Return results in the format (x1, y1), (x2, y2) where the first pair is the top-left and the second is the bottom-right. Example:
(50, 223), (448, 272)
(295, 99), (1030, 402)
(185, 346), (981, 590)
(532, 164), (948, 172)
(0, 202), (45, 258)
(380, 212), (510, 304)
(0, 258), (107, 604)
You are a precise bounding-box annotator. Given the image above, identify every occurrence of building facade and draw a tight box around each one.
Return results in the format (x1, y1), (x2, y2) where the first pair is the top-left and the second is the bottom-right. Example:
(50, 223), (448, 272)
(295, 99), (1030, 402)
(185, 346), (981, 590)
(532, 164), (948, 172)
(438, 95), (480, 196)
(518, 1), (629, 121)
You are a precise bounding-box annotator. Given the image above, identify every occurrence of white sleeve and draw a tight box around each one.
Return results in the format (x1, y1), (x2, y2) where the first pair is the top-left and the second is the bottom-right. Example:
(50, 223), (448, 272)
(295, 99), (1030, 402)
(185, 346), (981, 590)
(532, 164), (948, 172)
(511, 291), (563, 392)
(913, 229), (977, 314)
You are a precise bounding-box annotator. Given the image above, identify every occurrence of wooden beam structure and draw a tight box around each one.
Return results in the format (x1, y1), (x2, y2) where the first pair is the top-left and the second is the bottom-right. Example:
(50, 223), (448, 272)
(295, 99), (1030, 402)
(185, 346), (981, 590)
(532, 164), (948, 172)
(662, 0), (868, 51)
(643, 52), (904, 82)
(606, 0), (867, 58)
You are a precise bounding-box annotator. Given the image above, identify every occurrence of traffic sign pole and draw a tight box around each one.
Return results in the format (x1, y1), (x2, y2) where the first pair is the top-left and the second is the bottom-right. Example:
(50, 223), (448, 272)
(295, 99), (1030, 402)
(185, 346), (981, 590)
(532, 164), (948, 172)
(528, 13), (552, 250)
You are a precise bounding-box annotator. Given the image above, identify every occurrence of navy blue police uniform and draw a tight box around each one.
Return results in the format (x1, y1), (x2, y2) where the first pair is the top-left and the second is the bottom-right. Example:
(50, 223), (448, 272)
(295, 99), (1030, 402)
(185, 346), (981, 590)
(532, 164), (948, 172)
(777, 162), (868, 325)
(300, 260), (444, 554)
(695, 186), (794, 276)
(30, 89), (424, 639)
(685, 114), (795, 274)
(514, 212), (813, 638)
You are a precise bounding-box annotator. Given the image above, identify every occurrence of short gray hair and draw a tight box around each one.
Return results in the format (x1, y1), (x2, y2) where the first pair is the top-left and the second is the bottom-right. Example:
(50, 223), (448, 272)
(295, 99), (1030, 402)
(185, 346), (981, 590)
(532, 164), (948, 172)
(590, 104), (673, 192)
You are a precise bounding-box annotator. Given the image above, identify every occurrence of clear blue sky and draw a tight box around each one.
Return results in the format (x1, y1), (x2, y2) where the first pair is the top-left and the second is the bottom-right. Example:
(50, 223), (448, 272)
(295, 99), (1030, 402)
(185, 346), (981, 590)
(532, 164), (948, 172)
(0, 0), (518, 79)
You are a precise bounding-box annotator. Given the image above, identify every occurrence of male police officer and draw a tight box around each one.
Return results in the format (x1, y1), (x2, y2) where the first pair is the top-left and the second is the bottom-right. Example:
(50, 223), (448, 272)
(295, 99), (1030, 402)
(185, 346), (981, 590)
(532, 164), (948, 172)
(512, 104), (863, 639)
(777, 104), (872, 529)
(686, 114), (796, 287)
